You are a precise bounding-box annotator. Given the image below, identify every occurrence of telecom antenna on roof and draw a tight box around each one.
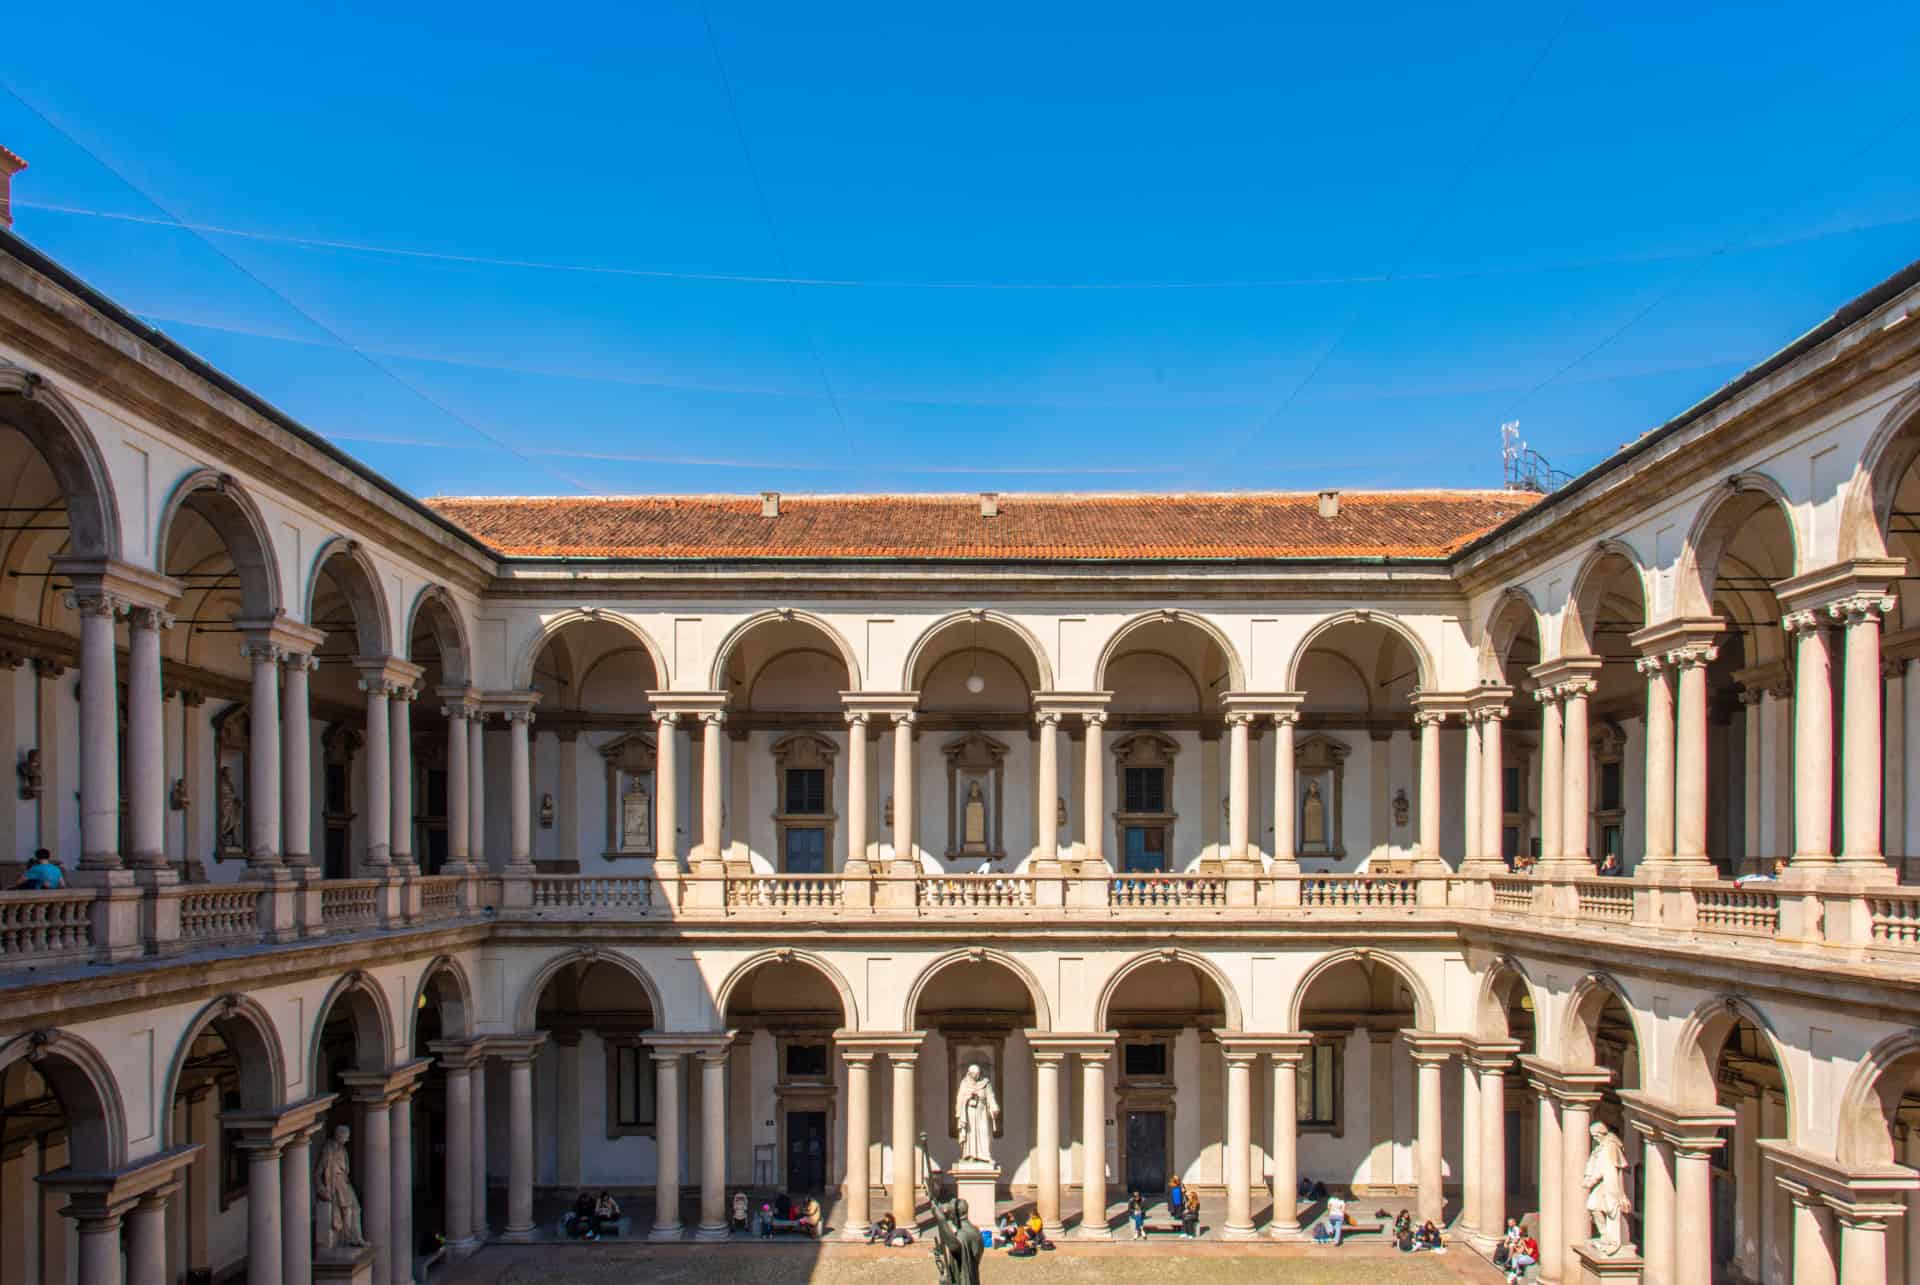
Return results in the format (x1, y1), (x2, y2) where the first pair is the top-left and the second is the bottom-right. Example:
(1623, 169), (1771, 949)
(1500, 421), (1572, 494)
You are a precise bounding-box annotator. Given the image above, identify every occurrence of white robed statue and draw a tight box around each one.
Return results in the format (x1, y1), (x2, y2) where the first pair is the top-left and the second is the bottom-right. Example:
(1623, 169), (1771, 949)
(1584, 1121), (1633, 1256)
(954, 1063), (1001, 1164)
(314, 1124), (368, 1250)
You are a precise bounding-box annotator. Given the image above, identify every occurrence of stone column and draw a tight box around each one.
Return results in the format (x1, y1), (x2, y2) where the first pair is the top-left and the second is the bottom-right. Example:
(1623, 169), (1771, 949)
(439, 1057), (475, 1249)
(1886, 662), (1907, 866)
(1731, 1093), (1761, 1279)
(1223, 1047), (1256, 1239)
(1640, 655), (1676, 866)
(360, 674), (394, 868)
(656, 711), (681, 870)
(441, 699), (471, 871)
(841, 1049), (875, 1240)
(245, 639), (285, 870)
(844, 713), (869, 872)
(1788, 1186), (1838, 1285)
(1463, 712), (1482, 864)
(1273, 713), (1298, 868)
(1834, 593), (1895, 865)
(1269, 1047), (1305, 1238)
(554, 1034), (583, 1190)
(697, 1046), (729, 1240)
(1559, 1094), (1599, 1271)
(556, 727), (579, 865)
(1673, 1140), (1719, 1285)
(650, 1048), (683, 1238)
(1038, 712), (1062, 860)
(282, 1128), (316, 1285)
(1672, 644), (1717, 868)
(1741, 688), (1765, 870)
(283, 654), (316, 872)
(1785, 611), (1835, 865)
(244, 1140), (285, 1285)
(72, 591), (125, 875)
(467, 713), (488, 870)
(390, 1089), (415, 1285)
(1226, 713), (1252, 860)
(1083, 714), (1107, 869)
(470, 1046), (490, 1239)
(507, 708), (534, 872)
(1411, 1045), (1447, 1227)
(1032, 1049), (1064, 1237)
(357, 1095), (394, 1285)
(1482, 710), (1506, 863)
(1479, 1056), (1509, 1240)
(72, 1206), (125, 1285)
(1460, 1055), (1481, 1241)
(503, 1045), (539, 1242)
(891, 713), (916, 869)
(126, 607), (171, 871)
(389, 686), (416, 873)
(1536, 1091), (1562, 1285)
(1839, 1209), (1893, 1285)
(699, 712), (725, 866)
(1906, 661), (1920, 880)
(1641, 1133), (1675, 1285)
(1079, 1048), (1112, 1239)
(1562, 677), (1595, 863)
(127, 1184), (173, 1285)
(1539, 689), (1564, 862)
(1416, 711), (1444, 862)
(890, 1048), (919, 1227)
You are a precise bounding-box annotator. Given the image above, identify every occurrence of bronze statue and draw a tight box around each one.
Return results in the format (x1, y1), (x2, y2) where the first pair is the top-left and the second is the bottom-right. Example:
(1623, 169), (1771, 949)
(921, 1131), (983, 1285)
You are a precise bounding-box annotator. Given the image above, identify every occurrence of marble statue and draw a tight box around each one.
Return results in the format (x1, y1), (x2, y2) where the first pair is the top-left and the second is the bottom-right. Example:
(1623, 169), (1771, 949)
(1302, 779), (1326, 846)
(962, 781), (987, 850)
(1584, 1121), (1633, 1256)
(314, 1124), (368, 1250)
(216, 767), (243, 853)
(954, 1063), (1000, 1164)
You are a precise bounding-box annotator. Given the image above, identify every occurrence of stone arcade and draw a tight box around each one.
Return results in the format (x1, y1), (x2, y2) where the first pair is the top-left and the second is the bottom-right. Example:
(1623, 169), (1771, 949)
(0, 210), (1919, 1285)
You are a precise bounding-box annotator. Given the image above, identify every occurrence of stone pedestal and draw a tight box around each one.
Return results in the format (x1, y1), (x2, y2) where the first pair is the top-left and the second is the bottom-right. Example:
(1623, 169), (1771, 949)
(950, 1161), (1000, 1224)
(313, 1246), (376, 1285)
(1572, 1242), (1645, 1285)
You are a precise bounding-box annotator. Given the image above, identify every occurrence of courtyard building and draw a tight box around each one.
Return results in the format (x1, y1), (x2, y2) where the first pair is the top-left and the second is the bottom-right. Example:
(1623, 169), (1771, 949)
(0, 204), (1918, 1285)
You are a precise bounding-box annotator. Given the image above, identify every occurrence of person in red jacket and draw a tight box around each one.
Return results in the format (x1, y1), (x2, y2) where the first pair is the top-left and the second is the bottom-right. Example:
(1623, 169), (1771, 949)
(1506, 1233), (1540, 1283)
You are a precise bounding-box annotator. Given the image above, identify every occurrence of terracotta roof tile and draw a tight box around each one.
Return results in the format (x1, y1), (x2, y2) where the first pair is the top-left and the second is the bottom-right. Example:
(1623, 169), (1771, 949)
(423, 491), (1537, 561)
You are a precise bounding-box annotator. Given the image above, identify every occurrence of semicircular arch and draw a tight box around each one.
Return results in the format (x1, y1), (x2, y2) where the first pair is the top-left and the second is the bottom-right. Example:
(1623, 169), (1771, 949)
(514, 610), (669, 693)
(710, 610), (862, 692)
(716, 950), (861, 1029)
(308, 970), (396, 1086)
(1288, 947), (1434, 1032)
(1095, 610), (1245, 692)
(1478, 588), (1546, 683)
(161, 994), (286, 1145)
(1556, 971), (1650, 1080)
(903, 610), (1055, 692)
(1286, 610), (1435, 692)
(1674, 473), (1802, 619)
(405, 584), (473, 686)
(307, 536), (393, 657)
(1098, 948), (1243, 1032)
(0, 369), (121, 560)
(1670, 993), (1798, 1141)
(410, 954), (476, 1041)
(515, 947), (669, 1033)
(1841, 384), (1920, 561)
(1835, 1028), (1920, 1167)
(0, 1029), (129, 1169)
(1561, 539), (1651, 657)
(904, 948), (1054, 1033)
(154, 467), (283, 619)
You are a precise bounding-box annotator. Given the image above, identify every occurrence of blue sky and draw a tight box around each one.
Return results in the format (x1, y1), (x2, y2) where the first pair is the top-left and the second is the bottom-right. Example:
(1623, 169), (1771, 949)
(4, 1), (1918, 497)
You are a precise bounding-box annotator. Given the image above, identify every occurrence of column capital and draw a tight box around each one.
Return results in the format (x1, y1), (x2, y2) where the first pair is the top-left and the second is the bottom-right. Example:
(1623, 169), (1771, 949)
(1412, 708), (1448, 728)
(1529, 655), (1604, 691)
(1774, 557), (1906, 616)
(1035, 709), (1064, 727)
(1664, 641), (1719, 670)
(1222, 710), (1256, 729)
(837, 691), (915, 722)
(1517, 1055), (1612, 1104)
(354, 655), (425, 695)
(836, 1031), (925, 1061)
(1781, 607), (1828, 635)
(1216, 1032), (1315, 1064)
(1400, 1031), (1463, 1065)
(1757, 1138), (1920, 1208)
(1410, 689), (1468, 721)
(38, 1142), (202, 1220)
(1219, 691), (1305, 720)
(339, 1058), (433, 1107)
(1032, 691), (1114, 719)
(1628, 617), (1722, 658)
(488, 1033), (549, 1065)
(235, 615), (327, 657)
(1829, 592), (1896, 625)
(426, 1038), (490, 1071)
(480, 688), (540, 722)
(126, 605), (175, 632)
(1464, 1038), (1523, 1074)
(843, 709), (869, 727)
(51, 555), (181, 613)
(643, 1032), (738, 1059)
(437, 685), (483, 719)
(223, 1091), (337, 1147)
(1466, 684), (1513, 720)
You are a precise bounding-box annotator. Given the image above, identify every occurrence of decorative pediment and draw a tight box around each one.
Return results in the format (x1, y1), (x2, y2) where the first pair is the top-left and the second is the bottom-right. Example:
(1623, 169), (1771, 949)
(942, 731), (1009, 770)
(1293, 732), (1348, 771)
(598, 731), (657, 773)
(771, 732), (838, 770)
(1112, 731), (1179, 768)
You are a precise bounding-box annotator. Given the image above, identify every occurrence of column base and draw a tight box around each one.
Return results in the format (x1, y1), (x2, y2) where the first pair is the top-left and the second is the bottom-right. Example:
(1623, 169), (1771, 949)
(499, 1225), (536, 1244)
(694, 1223), (731, 1242)
(1222, 1221), (1259, 1241)
(444, 1235), (484, 1255)
(1268, 1220), (1304, 1241)
(1043, 1221), (1068, 1241)
(1074, 1224), (1113, 1241)
(648, 1223), (684, 1242)
(838, 1223), (872, 1242)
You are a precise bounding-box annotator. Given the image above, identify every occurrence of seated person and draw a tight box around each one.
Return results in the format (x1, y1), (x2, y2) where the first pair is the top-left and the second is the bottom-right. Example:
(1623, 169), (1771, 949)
(867, 1212), (897, 1245)
(1026, 1211), (1052, 1249)
(1009, 1226), (1035, 1257)
(1416, 1219), (1442, 1250)
(1394, 1210), (1414, 1252)
(564, 1190), (596, 1239)
(731, 1191), (750, 1232)
(997, 1212), (1019, 1247)
(887, 1220), (915, 1247)
(13, 849), (63, 890)
(773, 1193), (794, 1221)
(1736, 859), (1788, 887)
(1180, 1190), (1201, 1239)
(593, 1191), (621, 1235)
(1506, 1233), (1539, 1283)
(798, 1196), (822, 1237)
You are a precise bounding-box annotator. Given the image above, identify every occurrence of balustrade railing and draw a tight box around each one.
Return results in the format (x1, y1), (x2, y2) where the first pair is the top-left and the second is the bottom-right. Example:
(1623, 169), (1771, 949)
(1109, 873), (1226, 909)
(920, 875), (1037, 911)
(531, 876), (653, 913)
(1869, 890), (1920, 950)
(413, 875), (463, 921)
(0, 891), (96, 968)
(1491, 878), (1537, 914)
(1695, 884), (1780, 938)
(320, 880), (380, 931)
(1301, 875), (1418, 909)
(179, 885), (261, 945)
(726, 874), (844, 911)
(1574, 879), (1634, 924)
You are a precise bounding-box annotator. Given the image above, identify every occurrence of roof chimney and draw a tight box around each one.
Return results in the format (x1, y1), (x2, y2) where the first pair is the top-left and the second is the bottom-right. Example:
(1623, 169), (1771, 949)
(0, 145), (26, 232)
(1317, 489), (1341, 519)
(980, 492), (999, 518)
(760, 491), (780, 518)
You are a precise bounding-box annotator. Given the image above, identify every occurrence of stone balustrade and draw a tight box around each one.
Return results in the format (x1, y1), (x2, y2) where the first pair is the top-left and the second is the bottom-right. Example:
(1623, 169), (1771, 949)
(0, 889), (96, 969)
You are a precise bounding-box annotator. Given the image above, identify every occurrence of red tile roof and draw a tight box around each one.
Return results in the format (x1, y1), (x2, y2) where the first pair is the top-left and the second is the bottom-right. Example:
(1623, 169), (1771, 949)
(424, 491), (1537, 561)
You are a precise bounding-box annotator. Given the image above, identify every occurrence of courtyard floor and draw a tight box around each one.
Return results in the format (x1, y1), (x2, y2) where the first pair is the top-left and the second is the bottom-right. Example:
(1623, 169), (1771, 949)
(433, 1241), (1506, 1284)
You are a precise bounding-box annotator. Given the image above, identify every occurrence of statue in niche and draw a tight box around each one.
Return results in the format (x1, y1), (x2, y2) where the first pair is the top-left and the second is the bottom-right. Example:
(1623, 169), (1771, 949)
(1301, 779), (1326, 846)
(216, 767), (243, 854)
(314, 1124), (367, 1251)
(953, 1063), (1001, 1165)
(1584, 1121), (1633, 1256)
(16, 747), (40, 801)
(621, 784), (653, 852)
(962, 780), (988, 852)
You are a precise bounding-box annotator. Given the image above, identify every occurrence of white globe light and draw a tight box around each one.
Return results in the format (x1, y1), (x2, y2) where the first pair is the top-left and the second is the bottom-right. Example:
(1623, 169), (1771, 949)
(965, 672), (986, 694)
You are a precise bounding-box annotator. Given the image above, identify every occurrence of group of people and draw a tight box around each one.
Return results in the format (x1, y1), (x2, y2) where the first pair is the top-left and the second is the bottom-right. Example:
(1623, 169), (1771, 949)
(1493, 1219), (1541, 1282)
(1391, 1209), (1444, 1253)
(561, 1190), (622, 1240)
(992, 1211), (1055, 1255)
(1125, 1177), (1201, 1239)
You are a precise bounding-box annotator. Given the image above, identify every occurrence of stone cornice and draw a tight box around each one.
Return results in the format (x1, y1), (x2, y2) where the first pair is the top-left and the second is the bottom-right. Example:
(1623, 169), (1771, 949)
(223, 1091), (337, 1144)
(1758, 1139), (1918, 1210)
(1774, 558), (1908, 614)
(1627, 618), (1725, 658)
(47, 556), (182, 612)
(1220, 692), (1306, 717)
(838, 691), (919, 718)
(38, 1143), (202, 1214)
(1032, 691), (1117, 717)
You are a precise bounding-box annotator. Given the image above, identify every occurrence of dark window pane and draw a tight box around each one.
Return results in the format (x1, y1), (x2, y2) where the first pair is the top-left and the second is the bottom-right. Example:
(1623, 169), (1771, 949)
(1124, 767), (1166, 814)
(786, 768), (827, 814)
(785, 827), (827, 874)
(616, 1045), (656, 1127)
(1502, 766), (1520, 813)
(1123, 1042), (1168, 1078)
(1599, 761), (1623, 812)
(785, 1043), (829, 1078)
(1123, 826), (1166, 873)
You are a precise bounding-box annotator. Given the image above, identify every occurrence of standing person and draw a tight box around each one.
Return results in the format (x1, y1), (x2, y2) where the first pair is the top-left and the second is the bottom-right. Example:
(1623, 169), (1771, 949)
(1166, 1176), (1185, 1232)
(1128, 1191), (1146, 1240)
